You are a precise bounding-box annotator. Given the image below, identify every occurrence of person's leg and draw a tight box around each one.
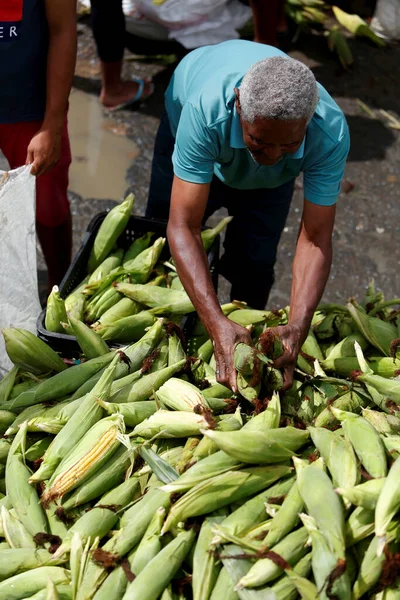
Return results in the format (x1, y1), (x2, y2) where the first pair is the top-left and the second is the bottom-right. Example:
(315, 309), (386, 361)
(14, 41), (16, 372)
(146, 111), (178, 221)
(90, 0), (153, 109)
(0, 120), (72, 290)
(219, 180), (295, 309)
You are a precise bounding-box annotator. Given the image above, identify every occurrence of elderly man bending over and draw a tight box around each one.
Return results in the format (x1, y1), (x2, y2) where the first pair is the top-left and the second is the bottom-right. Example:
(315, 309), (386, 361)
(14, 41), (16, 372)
(145, 40), (350, 391)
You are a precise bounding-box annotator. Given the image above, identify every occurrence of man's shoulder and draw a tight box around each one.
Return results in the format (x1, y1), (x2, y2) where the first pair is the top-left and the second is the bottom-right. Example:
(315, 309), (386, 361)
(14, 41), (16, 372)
(310, 84), (349, 148)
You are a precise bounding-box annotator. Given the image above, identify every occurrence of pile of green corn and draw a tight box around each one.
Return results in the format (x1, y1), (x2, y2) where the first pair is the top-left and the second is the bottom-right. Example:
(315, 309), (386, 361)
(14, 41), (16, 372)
(0, 202), (400, 598)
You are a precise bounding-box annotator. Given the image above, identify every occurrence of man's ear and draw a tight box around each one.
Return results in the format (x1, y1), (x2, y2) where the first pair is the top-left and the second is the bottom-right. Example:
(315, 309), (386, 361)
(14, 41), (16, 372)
(234, 87), (241, 114)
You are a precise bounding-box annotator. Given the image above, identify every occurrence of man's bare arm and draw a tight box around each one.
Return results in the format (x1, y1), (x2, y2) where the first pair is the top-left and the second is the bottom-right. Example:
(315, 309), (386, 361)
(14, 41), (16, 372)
(167, 176), (251, 390)
(275, 200), (335, 388)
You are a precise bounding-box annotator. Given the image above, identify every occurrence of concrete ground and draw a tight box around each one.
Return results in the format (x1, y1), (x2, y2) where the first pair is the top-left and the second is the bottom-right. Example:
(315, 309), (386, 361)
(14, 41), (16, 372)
(2, 19), (399, 308)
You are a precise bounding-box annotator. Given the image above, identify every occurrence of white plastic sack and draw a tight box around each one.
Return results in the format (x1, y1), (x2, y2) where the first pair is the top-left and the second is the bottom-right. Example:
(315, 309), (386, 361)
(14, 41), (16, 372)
(371, 0), (400, 41)
(126, 0), (252, 48)
(0, 166), (41, 376)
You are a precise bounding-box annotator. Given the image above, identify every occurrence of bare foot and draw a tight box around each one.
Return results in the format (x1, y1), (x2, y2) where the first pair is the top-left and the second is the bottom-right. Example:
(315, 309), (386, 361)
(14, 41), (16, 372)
(100, 79), (153, 109)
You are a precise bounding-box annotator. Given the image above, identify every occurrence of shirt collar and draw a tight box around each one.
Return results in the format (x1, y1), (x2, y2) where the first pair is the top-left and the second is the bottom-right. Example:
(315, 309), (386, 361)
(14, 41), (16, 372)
(230, 104), (307, 159)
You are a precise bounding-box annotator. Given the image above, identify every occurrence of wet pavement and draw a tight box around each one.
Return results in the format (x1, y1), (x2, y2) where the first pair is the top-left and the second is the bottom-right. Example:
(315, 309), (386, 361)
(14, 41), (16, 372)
(1, 19), (399, 307)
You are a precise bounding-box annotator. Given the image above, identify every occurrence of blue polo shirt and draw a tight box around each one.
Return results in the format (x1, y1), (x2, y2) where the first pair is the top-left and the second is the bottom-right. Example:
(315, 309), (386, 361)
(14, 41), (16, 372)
(165, 40), (350, 206)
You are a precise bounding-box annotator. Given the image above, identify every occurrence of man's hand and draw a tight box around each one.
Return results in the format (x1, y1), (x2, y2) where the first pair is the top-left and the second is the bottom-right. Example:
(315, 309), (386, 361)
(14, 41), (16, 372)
(212, 318), (253, 392)
(26, 128), (62, 176)
(273, 324), (303, 391)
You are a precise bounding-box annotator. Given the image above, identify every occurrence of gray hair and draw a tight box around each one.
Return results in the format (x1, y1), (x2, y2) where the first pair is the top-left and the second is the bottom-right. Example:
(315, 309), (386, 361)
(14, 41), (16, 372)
(239, 56), (319, 124)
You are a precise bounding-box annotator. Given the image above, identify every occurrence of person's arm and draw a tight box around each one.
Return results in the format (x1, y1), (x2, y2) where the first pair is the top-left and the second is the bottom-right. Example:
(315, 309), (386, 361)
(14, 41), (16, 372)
(274, 200), (335, 388)
(26, 0), (77, 176)
(168, 176), (252, 391)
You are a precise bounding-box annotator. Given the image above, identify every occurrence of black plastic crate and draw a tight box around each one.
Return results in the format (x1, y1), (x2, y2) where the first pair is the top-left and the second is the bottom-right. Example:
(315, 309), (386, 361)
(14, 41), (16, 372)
(37, 212), (219, 356)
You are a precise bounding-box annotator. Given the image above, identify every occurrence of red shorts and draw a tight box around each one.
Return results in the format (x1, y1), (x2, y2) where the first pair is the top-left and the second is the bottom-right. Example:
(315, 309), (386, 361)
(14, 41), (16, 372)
(0, 118), (71, 227)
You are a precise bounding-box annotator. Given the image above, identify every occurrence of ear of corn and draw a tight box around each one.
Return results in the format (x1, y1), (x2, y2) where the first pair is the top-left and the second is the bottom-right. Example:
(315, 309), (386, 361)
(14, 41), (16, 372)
(130, 506), (165, 576)
(375, 454), (400, 552)
(192, 516), (224, 600)
(0, 365), (18, 403)
(167, 333), (186, 366)
(100, 399), (157, 426)
(2, 328), (66, 375)
(94, 311), (156, 343)
(66, 316), (109, 359)
(45, 287), (70, 334)
(352, 535), (384, 599)
(122, 529), (195, 600)
(123, 232), (153, 265)
(124, 237), (165, 283)
(96, 297), (143, 327)
(331, 407), (387, 478)
(88, 194), (134, 273)
(88, 250), (124, 285)
(264, 478), (304, 549)
(0, 566), (70, 600)
(156, 377), (209, 412)
(116, 283), (195, 315)
(42, 414), (125, 505)
(201, 427), (308, 464)
(347, 300), (396, 356)
(236, 527), (309, 589)
(209, 566), (238, 600)
(0, 549), (65, 583)
(5, 424), (48, 536)
(321, 332), (368, 371)
(162, 466), (292, 534)
(30, 353), (121, 483)
(336, 478), (386, 510)
(1, 505), (35, 549)
(201, 216), (232, 252)
(243, 391), (281, 430)
(345, 506), (375, 547)
(133, 410), (211, 439)
(309, 426), (358, 490)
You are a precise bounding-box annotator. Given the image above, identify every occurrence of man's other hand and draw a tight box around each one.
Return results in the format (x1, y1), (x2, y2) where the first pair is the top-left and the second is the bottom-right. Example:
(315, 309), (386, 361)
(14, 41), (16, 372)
(273, 324), (303, 391)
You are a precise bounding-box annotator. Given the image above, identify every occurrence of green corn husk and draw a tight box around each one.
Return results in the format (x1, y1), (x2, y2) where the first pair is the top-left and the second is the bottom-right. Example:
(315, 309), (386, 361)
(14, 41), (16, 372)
(161, 451), (244, 494)
(270, 554), (312, 600)
(313, 389), (369, 428)
(201, 427), (309, 464)
(201, 216), (232, 252)
(1, 505), (36, 549)
(114, 360), (185, 403)
(327, 25), (354, 69)
(300, 513), (349, 600)
(45, 287), (69, 334)
(29, 584), (72, 600)
(0, 439), (10, 465)
(65, 285), (87, 324)
(309, 427), (358, 490)
(243, 392), (281, 431)
(192, 516), (224, 600)
(0, 566), (70, 600)
(353, 535), (385, 599)
(94, 311), (156, 342)
(11, 352), (116, 410)
(332, 6), (386, 47)
(130, 506), (165, 575)
(0, 409), (16, 434)
(336, 478), (386, 511)
(331, 407), (387, 478)
(55, 476), (140, 556)
(88, 194), (134, 273)
(149, 338), (169, 371)
(264, 478), (304, 549)
(168, 332), (186, 366)
(5, 424), (48, 536)
(375, 455), (400, 552)
(2, 328), (66, 375)
(30, 353), (121, 483)
(347, 300), (396, 356)
(210, 566), (238, 600)
(65, 317), (109, 359)
(228, 308), (280, 327)
(96, 297), (143, 326)
(91, 548), (137, 600)
(362, 408), (400, 435)
(321, 332), (368, 371)
(234, 343), (263, 402)
(296, 459), (346, 561)
(156, 377), (209, 412)
(116, 283), (195, 314)
(0, 547), (63, 580)
(123, 232), (153, 265)
(0, 365), (18, 403)
(236, 527), (309, 589)
(382, 435), (400, 459)
(88, 250), (124, 285)
(162, 466), (292, 534)
(345, 506), (375, 547)
(25, 437), (53, 462)
(122, 529), (195, 600)
(100, 399), (157, 426)
(132, 410), (211, 439)
(203, 382), (233, 399)
(124, 237), (165, 283)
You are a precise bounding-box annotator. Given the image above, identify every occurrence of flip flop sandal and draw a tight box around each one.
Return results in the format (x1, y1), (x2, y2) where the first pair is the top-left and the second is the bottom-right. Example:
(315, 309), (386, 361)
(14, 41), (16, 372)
(107, 77), (155, 112)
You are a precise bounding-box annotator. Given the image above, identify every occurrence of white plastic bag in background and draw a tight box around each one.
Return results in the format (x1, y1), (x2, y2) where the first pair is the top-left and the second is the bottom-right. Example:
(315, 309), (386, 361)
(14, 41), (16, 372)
(371, 0), (400, 41)
(0, 166), (41, 376)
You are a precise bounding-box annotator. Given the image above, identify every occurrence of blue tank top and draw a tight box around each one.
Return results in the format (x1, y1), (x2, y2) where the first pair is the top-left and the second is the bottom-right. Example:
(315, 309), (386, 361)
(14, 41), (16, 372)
(0, 0), (48, 124)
